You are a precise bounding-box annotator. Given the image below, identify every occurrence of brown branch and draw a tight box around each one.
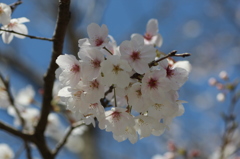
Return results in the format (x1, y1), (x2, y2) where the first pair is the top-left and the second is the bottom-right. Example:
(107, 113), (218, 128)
(9, 0), (23, 12)
(149, 50), (191, 67)
(25, 142), (32, 159)
(52, 121), (84, 157)
(130, 50), (191, 81)
(36, 0), (71, 135)
(0, 29), (53, 41)
(0, 121), (32, 140)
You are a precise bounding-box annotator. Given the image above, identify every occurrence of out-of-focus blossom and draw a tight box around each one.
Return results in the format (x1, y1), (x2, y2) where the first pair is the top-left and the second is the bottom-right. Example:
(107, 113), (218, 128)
(216, 92), (225, 102)
(0, 143), (14, 159)
(219, 71), (228, 80)
(15, 85), (35, 106)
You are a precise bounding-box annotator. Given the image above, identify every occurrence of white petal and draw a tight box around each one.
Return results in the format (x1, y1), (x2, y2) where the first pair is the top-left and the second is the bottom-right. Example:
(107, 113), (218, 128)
(2, 31), (13, 44)
(147, 19), (158, 35)
(17, 17), (30, 23)
(13, 24), (28, 39)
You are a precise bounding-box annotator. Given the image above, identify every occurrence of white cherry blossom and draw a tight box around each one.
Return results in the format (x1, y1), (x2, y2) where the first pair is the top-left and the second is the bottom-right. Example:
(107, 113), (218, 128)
(141, 70), (170, 103)
(1, 17), (30, 44)
(113, 126), (138, 144)
(144, 19), (163, 47)
(56, 54), (82, 87)
(79, 23), (109, 48)
(0, 3), (11, 25)
(80, 78), (104, 103)
(134, 115), (165, 138)
(98, 107), (135, 136)
(127, 82), (151, 113)
(0, 143), (14, 159)
(58, 85), (89, 114)
(15, 85), (35, 106)
(120, 35), (155, 74)
(78, 47), (104, 80)
(159, 58), (188, 90)
(100, 55), (132, 88)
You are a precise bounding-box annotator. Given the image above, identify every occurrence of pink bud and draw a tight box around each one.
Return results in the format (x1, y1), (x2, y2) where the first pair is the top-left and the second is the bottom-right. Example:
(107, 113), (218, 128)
(208, 77), (217, 86)
(216, 83), (224, 90)
(168, 141), (177, 152)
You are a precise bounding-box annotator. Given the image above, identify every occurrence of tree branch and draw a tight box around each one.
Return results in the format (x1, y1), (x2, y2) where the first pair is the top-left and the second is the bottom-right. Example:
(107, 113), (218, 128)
(149, 50), (191, 67)
(36, 0), (71, 135)
(0, 29), (53, 41)
(9, 0), (22, 12)
(0, 121), (32, 140)
(52, 121), (84, 157)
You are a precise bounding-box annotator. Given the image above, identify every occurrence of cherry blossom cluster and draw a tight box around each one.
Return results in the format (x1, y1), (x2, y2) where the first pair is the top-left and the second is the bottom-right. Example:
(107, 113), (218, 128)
(56, 19), (191, 143)
(0, 3), (29, 44)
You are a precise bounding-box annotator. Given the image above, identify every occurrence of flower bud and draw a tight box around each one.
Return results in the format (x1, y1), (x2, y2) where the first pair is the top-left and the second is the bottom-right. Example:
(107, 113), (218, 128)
(217, 93), (225, 102)
(208, 77), (217, 86)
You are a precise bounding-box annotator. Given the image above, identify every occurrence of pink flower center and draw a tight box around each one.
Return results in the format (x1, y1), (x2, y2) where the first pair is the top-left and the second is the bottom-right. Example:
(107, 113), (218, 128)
(95, 38), (104, 46)
(7, 22), (17, 29)
(147, 78), (159, 90)
(70, 64), (80, 73)
(166, 66), (174, 78)
(111, 111), (121, 121)
(90, 79), (99, 89)
(144, 33), (152, 41)
(131, 51), (140, 61)
(91, 59), (101, 68)
(90, 103), (98, 109)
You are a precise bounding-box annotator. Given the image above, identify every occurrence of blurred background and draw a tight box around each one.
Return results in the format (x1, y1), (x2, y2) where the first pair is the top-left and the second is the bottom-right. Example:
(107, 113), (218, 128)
(0, 0), (240, 158)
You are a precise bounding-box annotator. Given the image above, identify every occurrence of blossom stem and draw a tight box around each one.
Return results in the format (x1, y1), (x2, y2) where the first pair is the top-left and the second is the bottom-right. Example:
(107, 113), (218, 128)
(113, 85), (117, 107)
(103, 46), (113, 55)
(0, 29), (54, 41)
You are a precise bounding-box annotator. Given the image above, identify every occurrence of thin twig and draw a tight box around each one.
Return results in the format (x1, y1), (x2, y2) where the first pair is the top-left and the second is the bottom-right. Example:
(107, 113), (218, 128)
(149, 50), (191, 67)
(9, 0), (22, 11)
(0, 74), (25, 128)
(0, 29), (54, 42)
(52, 121), (84, 157)
(0, 121), (32, 140)
(25, 142), (32, 159)
(130, 50), (191, 80)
